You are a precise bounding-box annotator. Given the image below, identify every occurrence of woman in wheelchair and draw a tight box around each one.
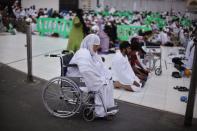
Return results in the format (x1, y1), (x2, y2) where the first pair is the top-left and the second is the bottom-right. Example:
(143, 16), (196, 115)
(67, 34), (118, 117)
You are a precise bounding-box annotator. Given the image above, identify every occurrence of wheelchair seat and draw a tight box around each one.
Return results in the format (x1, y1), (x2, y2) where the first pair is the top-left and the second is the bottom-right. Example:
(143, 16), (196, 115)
(60, 52), (86, 87)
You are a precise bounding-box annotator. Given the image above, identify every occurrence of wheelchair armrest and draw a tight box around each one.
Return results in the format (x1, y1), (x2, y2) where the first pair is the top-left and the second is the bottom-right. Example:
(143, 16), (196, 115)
(61, 50), (70, 54)
(66, 64), (78, 67)
(49, 54), (59, 57)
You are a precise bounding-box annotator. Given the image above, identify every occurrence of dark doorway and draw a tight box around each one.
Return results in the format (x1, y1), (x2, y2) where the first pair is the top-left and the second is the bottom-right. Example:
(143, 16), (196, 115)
(59, 0), (79, 12)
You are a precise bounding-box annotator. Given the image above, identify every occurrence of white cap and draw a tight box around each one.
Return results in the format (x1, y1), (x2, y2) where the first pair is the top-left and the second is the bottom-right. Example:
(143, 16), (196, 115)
(91, 25), (99, 32)
(25, 17), (32, 23)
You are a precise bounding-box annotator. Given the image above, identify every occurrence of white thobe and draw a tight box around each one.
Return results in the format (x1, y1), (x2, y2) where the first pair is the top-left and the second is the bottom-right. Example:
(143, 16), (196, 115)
(179, 29), (186, 46)
(67, 48), (115, 117)
(111, 50), (140, 86)
(158, 31), (169, 45)
(186, 45), (195, 69)
(185, 40), (194, 60)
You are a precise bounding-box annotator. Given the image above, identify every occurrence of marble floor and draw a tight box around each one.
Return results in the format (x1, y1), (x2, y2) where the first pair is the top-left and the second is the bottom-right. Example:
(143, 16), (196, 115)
(0, 33), (196, 118)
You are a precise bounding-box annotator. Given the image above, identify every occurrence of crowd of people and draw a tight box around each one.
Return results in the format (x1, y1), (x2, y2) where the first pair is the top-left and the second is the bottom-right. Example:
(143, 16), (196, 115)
(0, 0), (62, 33)
(66, 8), (196, 93)
(1, 0), (196, 81)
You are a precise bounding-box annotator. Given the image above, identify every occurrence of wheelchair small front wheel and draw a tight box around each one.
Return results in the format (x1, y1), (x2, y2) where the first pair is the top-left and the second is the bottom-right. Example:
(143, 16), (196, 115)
(155, 68), (162, 76)
(106, 114), (116, 121)
(83, 106), (95, 122)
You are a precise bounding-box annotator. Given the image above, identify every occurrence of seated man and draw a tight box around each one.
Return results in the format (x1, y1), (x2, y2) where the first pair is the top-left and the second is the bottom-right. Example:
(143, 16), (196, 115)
(67, 34), (117, 117)
(111, 41), (142, 92)
(185, 37), (196, 70)
(157, 28), (170, 45)
(0, 13), (7, 33)
(128, 42), (149, 82)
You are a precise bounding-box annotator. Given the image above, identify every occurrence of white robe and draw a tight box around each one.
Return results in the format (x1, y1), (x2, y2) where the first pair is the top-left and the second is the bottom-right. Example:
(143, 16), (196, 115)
(186, 45), (195, 69)
(158, 31), (169, 45)
(179, 29), (186, 46)
(67, 48), (115, 117)
(185, 40), (194, 60)
(111, 50), (141, 88)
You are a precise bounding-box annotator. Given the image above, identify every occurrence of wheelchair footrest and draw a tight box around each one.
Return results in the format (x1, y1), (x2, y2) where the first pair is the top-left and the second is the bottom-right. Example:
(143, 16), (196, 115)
(107, 105), (119, 115)
(107, 105), (118, 112)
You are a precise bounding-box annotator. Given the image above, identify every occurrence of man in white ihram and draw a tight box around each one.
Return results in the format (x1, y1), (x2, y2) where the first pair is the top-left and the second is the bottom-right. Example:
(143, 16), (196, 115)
(185, 38), (195, 70)
(112, 41), (142, 92)
(67, 34), (118, 118)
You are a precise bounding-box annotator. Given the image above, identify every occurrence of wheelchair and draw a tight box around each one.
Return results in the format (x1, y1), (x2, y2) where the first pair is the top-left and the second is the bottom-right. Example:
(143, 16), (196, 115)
(145, 46), (162, 76)
(42, 50), (118, 121)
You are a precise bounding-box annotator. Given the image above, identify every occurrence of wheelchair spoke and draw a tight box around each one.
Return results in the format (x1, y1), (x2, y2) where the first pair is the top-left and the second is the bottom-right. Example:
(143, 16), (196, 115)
(65, 98), (78, 105)
(45, 96), (59, 100)
(47, 100), (57, 108)
(45, 90), (59, 97)
(61, 86), (72, 92)
(58, 100), (67, 111)
(54, 99), (63, 111)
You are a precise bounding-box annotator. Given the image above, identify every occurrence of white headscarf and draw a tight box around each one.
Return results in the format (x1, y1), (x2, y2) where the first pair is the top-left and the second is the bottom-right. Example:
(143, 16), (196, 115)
(67, 33), (111, 85)
(80, 34), (100, 56)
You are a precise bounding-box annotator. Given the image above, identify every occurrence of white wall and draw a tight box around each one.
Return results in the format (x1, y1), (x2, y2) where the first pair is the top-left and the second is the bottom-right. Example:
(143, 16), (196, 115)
(79, 0), (97, 10)
(103, 0), (187, 12)
(22, 0), (97, 12)
(21, 0), (59, 11)
(21, 0), (191, 13)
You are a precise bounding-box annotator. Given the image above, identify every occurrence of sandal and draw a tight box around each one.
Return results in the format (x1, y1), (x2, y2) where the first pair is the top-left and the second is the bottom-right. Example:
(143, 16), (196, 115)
(173, 86), (179, 90)
(178, 87), (189, 92)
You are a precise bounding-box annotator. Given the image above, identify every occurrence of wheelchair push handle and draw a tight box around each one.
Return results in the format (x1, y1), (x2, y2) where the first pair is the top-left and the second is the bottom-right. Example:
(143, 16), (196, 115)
(44, 54), (61, 57)
(66, 63), (78, 67)
(45, 50), (74, 58)
(49, 54), (59, 57)
(61, 50), (70, 54)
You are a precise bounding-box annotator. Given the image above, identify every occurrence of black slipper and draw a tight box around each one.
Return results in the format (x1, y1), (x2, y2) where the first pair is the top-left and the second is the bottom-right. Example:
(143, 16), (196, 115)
(173, 86), (179, 90)
(178, 87), (189, 92)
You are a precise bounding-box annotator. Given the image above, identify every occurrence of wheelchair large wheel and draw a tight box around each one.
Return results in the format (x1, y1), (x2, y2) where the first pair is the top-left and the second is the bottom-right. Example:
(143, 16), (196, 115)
(42, 77), (82, 118)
